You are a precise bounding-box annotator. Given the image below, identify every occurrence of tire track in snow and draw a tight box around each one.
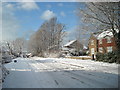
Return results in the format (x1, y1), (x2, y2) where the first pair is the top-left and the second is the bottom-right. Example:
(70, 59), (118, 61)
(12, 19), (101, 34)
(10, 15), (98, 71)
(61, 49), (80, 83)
(54, 80), (59, 85)
(41, 61), (117, 88)
(57, 61), (118, 82)
(32, 60), (89, 88)
(38, 61), (94, 87)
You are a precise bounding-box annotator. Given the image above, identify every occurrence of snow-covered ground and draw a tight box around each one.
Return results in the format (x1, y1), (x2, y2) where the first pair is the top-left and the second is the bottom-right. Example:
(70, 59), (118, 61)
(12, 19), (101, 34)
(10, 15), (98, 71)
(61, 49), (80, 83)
(2, 57), (119, 88)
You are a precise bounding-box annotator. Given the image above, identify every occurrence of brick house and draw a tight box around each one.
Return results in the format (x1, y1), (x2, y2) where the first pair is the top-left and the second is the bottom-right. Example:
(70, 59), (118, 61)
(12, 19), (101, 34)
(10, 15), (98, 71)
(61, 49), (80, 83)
(88, 30), (117, 57)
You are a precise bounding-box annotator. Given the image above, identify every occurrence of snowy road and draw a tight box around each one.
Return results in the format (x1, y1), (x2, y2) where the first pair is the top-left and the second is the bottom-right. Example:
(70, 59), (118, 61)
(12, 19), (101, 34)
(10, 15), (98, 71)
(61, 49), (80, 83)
(3, 57), (119, 88)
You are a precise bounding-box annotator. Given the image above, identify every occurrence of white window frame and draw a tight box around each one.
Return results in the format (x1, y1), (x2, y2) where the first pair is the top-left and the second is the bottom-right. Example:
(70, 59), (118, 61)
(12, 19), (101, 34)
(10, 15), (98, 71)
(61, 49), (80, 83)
(106, 37), (111, 43)
(91, 40), (94, 45)
(99, 47), (103, 53)
(107, 46), (112, 52)
(99, 39), (102, 44)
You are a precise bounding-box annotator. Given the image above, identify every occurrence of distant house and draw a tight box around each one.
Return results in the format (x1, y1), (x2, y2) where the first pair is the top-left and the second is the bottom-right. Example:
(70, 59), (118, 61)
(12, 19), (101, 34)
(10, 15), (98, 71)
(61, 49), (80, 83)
(88, 29), (117, 57)
(62, 40), (84, 56)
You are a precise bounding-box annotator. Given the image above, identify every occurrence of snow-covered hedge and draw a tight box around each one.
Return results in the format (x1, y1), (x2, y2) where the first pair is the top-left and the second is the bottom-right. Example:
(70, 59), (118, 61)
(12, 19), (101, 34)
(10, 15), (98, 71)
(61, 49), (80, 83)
(96, 50), (120, 64)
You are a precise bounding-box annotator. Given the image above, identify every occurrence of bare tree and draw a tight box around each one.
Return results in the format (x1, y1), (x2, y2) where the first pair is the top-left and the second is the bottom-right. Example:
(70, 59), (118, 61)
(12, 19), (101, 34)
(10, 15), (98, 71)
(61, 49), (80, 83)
(28, 33), (38, 55)
(47, 18), (65, 51)
(77, 2), (120, 50)
(28, 17), (65, 57)
(11, 38), (26, 56)
(0, 40), (14, 55)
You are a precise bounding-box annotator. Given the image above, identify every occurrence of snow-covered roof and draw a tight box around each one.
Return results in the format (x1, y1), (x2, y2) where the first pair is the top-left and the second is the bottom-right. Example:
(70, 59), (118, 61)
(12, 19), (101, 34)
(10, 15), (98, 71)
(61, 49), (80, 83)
(93, 29), (119, 39)
(97, 30), (113, 39)
(64, 40), (77, 47)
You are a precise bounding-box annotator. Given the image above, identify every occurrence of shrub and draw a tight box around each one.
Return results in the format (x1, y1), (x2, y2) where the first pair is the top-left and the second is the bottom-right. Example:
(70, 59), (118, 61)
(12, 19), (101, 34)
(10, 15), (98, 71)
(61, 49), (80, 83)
(96, 53), (104, 61)
(96, 50), (120, 64)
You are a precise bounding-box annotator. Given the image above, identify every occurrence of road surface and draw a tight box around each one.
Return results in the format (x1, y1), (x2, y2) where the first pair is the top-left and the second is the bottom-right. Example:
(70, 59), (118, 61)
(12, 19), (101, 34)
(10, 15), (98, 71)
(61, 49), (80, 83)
(3, 57), (119, 88)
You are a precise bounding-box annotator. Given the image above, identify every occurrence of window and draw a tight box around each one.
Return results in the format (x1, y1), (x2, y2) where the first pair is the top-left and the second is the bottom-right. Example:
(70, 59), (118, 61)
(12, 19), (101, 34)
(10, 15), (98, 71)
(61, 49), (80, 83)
(99, 47), (103, 53)
(99, 39), (102, 44)
(106, 37), (111, 43)
(91, 40), (94, 45)
(107, 46), (112, 52)
(91, 48), (94, 54)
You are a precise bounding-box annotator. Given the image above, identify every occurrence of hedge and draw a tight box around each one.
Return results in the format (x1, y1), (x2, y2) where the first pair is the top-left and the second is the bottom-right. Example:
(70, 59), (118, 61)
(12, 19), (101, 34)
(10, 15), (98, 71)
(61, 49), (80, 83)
(96, 50), (120, 64)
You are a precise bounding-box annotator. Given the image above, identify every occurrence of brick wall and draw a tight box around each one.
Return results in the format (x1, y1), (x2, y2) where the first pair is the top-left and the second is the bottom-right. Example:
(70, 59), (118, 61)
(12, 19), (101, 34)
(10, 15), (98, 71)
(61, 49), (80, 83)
(98, 36), (117, 53)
